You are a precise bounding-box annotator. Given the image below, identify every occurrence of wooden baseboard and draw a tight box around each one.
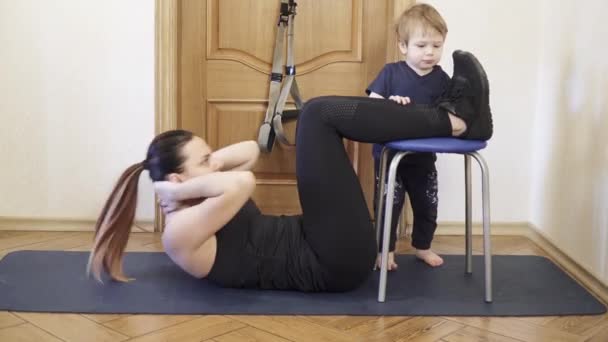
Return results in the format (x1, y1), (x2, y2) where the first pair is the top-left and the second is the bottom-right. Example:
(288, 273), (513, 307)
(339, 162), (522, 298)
(0, 217), (154, 232)
(525, 223), (608, 305)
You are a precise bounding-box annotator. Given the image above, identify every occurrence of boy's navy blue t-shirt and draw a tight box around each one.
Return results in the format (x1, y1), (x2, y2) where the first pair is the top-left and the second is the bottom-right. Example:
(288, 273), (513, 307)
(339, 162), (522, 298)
(366, 61), (450, 160)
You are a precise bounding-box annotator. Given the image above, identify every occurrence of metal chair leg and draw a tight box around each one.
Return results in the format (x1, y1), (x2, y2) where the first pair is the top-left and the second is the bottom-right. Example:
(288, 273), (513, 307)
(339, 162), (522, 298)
(465, 154), (473, 274)
(376, 148), (491, 303)
(375, 148), (390, 251)
(378, 151), (409, 302)
(471, 152), (492, 303)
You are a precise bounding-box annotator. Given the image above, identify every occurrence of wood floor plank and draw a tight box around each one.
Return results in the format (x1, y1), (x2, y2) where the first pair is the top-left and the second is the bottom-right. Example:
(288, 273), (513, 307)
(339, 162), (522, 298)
(126, 316), (245, 342)
(587, 322), (608, 342)
(395, 319), (463, 342)
(124, 233), (163, 249)
(233, 315), (354, 342)
(510, 240), (550, 257)
(515, 316), (558, 325)
(0, 323), (63, 342)
(486, 236), (534, 255)
(14, 312), (129, 342)
(442, 326), (525, 342)
(543, 314), (608, 336)
(213, 326), (292, 342)
(66, 232), (162, 252)
(0, 231), (25, 238)
(103, 314), (201, 337)
(0, 233), (90, 258)
(342, 316), (412, 336)
(0, 311), (24, 329)
(583, 315), (608, 339)
(349, 317), (463, 342)
(82, 314), (131, 324)
(137, 241), (164, 252)
(0, 231), (72, 251)
(396, 235), (547, 258)
(405, 236), (484, 255)
(303, 315), (387, 331)
(445, 317), (583, 342)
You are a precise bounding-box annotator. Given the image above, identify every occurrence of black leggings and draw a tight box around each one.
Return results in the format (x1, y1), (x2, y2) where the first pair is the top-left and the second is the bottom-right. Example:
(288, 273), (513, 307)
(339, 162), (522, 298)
(295, 96), (452, 290)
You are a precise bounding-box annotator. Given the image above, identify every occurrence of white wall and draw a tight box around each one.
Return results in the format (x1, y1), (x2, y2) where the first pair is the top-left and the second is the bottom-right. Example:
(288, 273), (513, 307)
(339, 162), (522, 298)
(424, 0), (541, 222)
(530, 0), (608, 284)
(0, 0), (155, 221)
(427, 0), (608, 285)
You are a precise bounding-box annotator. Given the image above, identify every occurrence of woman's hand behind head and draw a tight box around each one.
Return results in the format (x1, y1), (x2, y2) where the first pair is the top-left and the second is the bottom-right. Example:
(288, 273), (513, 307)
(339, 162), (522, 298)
(154, 181), (180, 214)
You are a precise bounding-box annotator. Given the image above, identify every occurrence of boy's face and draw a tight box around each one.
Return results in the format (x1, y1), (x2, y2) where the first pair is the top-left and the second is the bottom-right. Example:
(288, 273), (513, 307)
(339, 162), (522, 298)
(399, 27), (445, 75)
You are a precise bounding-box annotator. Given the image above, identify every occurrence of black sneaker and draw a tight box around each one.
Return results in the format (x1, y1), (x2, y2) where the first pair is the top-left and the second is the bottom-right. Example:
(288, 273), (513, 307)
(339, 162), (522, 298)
(439, 50), (493, 140)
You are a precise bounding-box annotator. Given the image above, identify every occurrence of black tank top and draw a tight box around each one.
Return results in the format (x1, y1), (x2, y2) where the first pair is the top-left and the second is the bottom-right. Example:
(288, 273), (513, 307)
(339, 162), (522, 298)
(206, 200), (327, 291)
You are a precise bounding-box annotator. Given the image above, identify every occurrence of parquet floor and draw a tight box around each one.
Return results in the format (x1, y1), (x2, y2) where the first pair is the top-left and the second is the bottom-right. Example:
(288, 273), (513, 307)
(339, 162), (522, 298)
(1, 231), (606, 342)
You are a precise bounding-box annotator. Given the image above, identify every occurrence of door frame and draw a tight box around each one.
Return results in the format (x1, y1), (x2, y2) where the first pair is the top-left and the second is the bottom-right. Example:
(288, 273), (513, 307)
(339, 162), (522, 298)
(154, 0), (179, 231)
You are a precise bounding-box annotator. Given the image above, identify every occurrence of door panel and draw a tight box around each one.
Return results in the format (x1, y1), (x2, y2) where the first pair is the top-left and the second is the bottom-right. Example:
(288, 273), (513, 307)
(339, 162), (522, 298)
(179, 0), (413, 215)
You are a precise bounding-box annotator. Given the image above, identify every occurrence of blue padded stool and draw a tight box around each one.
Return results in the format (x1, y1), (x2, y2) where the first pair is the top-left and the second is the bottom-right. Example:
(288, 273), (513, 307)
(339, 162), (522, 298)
(375, 137), (492, 303)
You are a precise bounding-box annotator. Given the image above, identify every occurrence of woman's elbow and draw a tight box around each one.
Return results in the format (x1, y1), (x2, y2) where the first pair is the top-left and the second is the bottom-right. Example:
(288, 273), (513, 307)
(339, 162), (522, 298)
(239, 171), (256, 194)
(247, 140), (260, 164)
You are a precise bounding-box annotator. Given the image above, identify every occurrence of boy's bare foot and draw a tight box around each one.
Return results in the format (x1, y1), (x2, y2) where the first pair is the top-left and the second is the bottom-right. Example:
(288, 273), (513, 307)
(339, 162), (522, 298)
(415, 249), (444, 267)
(376, 252), (399, 271)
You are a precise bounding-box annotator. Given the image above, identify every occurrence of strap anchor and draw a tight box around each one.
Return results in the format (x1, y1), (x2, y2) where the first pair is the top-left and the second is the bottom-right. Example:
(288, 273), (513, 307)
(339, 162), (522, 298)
(257, 0), (303, 153)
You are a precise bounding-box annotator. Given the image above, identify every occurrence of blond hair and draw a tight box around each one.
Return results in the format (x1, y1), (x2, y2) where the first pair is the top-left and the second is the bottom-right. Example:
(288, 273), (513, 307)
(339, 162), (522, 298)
(395, 3), (447, 45)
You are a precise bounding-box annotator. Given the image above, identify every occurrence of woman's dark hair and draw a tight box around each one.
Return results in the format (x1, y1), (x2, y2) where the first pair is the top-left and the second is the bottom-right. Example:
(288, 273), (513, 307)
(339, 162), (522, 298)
(87, 129), (194, 282)
(145, 129), (194, 181)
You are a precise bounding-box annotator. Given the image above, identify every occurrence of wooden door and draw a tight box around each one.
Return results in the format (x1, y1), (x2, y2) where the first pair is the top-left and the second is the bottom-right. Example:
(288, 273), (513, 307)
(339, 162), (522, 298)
(177, 0), (412, 215)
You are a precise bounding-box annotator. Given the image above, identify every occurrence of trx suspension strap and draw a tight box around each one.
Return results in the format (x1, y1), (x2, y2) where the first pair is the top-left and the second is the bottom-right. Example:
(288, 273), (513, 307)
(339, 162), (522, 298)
(257, 0), (304, 153)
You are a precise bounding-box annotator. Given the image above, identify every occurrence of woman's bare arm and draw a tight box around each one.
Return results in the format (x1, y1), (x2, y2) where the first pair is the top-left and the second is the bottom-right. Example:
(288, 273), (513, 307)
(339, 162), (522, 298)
(213, 140), (260, 171)
(155, 171), (254, 202)
(159, 171), (256, 274)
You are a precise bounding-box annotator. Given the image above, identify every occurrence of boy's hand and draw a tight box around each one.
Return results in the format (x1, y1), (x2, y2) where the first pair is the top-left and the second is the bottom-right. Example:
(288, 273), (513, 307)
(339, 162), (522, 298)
(388, 95), (411, 105)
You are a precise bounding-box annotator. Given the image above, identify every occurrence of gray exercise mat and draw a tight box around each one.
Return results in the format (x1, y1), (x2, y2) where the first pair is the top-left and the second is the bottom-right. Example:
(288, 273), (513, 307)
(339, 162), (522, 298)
(0, 251), (605, 316)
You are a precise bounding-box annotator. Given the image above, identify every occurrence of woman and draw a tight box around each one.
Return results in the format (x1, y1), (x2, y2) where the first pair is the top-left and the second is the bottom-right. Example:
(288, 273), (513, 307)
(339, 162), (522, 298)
(88, 50), (492, 292)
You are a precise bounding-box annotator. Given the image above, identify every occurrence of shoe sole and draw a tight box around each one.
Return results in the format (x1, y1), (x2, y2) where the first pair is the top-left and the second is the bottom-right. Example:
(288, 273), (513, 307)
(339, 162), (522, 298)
(453, 50), (492, 140)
